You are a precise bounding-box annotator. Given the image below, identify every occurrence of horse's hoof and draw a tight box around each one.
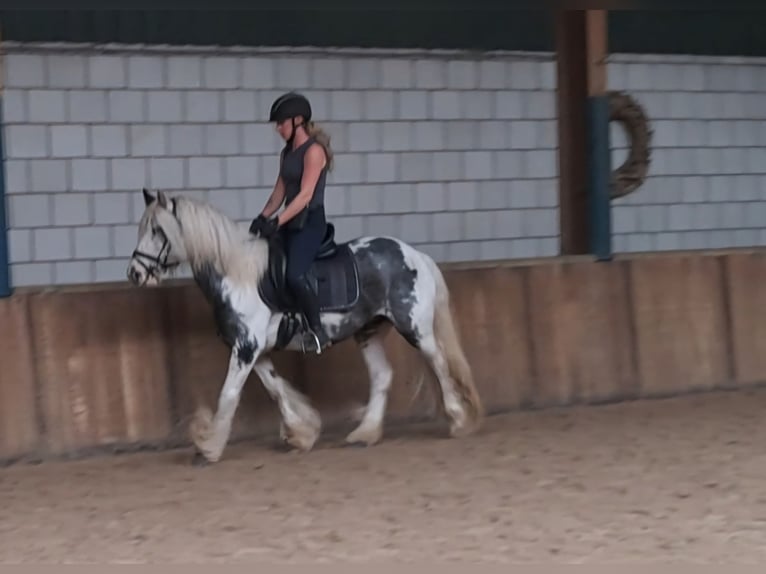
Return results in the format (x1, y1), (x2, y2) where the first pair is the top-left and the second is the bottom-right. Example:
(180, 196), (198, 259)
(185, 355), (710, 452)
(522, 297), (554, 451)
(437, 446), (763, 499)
(342, 440), (371, 449)
(270, 440), (295, 453)
(345, 426), (382, 447)
(191, 450), (210, 467)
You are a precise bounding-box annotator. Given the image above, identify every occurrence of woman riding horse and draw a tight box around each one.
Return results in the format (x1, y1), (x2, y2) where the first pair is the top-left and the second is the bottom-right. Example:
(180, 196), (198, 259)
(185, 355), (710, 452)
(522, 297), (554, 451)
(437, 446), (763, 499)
(248, 92), (334, 353)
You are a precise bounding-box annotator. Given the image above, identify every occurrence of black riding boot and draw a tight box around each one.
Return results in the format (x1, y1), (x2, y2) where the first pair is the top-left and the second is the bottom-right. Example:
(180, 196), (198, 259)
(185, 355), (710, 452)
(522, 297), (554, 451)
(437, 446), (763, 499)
(290, 274), (332, 354)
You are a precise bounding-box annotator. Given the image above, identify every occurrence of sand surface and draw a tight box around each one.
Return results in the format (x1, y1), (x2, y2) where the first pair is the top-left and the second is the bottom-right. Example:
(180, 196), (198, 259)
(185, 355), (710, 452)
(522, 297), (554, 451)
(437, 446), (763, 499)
(2, 388), (766, 564)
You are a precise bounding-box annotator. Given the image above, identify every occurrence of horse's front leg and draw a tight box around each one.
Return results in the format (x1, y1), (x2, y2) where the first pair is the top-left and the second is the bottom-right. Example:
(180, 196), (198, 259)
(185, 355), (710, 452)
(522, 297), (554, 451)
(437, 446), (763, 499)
(190, 344), (259, 464)
(253, 356), (321, 452)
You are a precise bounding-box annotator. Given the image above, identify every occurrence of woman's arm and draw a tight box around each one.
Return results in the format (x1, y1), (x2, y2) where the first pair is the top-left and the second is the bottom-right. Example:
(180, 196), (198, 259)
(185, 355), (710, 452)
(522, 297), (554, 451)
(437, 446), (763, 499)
(261, 175), (286, 218)
(277, 144), (325, 226)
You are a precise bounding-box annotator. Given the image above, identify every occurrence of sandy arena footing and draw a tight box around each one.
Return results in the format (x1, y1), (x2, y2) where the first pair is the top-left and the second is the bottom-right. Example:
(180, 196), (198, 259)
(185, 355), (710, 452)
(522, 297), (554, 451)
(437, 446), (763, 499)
(1, 387), (766, 563)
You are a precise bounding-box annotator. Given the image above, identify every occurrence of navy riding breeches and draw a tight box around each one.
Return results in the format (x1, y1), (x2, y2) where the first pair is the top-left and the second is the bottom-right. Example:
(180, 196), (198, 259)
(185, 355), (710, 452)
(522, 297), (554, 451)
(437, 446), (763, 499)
(282, 207), (327, 290)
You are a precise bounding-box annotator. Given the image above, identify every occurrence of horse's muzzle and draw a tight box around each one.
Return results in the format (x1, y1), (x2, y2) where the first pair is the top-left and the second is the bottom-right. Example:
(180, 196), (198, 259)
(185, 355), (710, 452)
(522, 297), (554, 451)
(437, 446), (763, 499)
(126, 261), (145, 286)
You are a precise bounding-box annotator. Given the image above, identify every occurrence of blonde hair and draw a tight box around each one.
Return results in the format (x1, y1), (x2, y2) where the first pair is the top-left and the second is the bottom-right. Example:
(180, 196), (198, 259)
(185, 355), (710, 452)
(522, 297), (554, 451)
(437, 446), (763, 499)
(304, 120), (334, 172)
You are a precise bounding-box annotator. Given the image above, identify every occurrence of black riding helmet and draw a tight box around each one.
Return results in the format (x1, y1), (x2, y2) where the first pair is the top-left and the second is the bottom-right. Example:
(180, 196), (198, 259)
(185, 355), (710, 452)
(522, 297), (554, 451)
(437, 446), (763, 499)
(269, 92), (312, 123)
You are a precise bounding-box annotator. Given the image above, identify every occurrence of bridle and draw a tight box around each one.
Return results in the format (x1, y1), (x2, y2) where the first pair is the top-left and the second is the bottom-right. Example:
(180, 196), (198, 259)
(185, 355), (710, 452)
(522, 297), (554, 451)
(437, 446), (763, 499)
(130, 199), (180, 283)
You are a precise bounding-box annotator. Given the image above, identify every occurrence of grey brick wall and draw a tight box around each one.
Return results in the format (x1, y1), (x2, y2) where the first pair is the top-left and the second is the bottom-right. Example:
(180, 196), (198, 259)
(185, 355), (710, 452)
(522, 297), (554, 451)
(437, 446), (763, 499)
(2, 44), (559, 287)
(2, 43), (766, 288)
(607, 53), (766, 252)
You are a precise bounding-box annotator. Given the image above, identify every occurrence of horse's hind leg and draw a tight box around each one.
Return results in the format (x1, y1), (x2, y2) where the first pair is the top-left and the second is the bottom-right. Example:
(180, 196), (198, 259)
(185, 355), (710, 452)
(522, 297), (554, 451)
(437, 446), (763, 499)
(346, 321), (394, 446)
(397, 265), (483, 438)
(416, 332), (474, 437)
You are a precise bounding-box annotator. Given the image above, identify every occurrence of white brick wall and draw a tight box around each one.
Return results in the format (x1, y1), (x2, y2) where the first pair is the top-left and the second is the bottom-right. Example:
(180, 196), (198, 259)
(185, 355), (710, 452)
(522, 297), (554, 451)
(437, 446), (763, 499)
(2, 44), (559, 287)
(607, 53), (766, 252)
(3, 43), (766, 287)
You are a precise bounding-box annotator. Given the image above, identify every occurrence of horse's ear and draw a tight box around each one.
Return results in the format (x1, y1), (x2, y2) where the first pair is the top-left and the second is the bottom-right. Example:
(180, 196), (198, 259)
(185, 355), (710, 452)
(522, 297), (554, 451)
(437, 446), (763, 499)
(142, 187), (155, 206)
(157, 190), (169, 209)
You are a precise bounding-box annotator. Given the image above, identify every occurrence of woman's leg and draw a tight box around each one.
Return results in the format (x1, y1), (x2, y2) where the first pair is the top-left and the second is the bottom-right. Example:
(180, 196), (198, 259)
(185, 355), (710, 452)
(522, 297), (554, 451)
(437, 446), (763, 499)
(284, 209), (331, 352)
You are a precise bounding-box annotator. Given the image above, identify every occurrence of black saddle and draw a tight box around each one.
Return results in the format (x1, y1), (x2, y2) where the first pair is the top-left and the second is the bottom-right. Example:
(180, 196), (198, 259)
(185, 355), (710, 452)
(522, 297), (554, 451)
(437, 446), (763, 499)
(257, 222), (360, 316)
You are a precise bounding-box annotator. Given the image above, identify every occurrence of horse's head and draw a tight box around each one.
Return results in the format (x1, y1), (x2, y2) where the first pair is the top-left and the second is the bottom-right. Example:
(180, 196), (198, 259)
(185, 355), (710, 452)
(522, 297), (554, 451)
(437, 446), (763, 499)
(127, 188), (186, 287)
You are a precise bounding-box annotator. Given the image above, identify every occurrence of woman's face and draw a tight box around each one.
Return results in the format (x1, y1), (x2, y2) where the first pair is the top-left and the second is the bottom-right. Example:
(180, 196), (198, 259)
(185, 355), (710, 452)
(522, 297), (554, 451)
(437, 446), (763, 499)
(275, 116), (302, 141)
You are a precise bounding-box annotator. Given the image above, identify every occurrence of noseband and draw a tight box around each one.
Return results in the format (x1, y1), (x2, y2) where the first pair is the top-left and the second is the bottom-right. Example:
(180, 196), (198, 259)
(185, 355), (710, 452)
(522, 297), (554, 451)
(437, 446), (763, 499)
(131, 199), (180, 282)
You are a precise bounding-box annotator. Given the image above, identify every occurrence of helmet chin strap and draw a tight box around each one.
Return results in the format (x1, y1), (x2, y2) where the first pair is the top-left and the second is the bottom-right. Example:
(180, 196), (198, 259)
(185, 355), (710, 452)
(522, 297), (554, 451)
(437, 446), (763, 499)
(286, 117), (304, 148)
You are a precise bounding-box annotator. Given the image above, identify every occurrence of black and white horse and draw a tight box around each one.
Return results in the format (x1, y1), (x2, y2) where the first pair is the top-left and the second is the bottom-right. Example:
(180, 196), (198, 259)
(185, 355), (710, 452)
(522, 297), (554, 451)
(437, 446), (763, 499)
(127, 188), (483, 464)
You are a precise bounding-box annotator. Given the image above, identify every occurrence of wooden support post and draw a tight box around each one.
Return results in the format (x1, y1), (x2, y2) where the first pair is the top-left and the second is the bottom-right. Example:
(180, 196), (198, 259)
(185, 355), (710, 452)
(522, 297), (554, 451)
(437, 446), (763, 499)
(555, 9), (610, 259)
(555, 10), (588, 256)
(586, 10), (607, 96)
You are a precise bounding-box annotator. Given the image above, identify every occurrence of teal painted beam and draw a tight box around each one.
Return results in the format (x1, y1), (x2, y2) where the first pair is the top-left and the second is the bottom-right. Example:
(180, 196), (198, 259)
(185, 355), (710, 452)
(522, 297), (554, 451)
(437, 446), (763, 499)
(0, 97), (9, 296)
(0, 100), (9, 297)
(586, 94), (612, 262)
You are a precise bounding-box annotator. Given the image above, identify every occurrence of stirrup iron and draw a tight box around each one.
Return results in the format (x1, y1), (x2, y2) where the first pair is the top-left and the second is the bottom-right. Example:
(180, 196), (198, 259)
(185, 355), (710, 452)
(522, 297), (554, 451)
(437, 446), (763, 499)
(299, 330), (323, 355)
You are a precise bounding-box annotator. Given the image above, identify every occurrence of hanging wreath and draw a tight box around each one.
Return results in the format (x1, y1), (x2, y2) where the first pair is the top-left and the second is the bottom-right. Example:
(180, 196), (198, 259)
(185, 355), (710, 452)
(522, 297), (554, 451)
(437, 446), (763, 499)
(608, 90), (652, 199)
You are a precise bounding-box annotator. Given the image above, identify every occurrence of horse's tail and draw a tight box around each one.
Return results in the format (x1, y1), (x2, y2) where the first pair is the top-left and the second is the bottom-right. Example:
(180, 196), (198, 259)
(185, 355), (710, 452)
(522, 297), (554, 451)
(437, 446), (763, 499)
(428, 256), (484, 435)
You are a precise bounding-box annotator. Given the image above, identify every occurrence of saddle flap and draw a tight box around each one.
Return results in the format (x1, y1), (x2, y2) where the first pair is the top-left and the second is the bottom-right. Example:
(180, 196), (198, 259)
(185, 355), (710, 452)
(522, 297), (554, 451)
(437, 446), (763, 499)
(311, 244), (359, 311)
(258, 237), (359, 314)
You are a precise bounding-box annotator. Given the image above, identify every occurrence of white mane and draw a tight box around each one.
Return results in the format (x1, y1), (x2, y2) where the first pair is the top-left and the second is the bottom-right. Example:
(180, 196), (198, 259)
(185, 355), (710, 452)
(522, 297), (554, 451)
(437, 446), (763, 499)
(156, 195), (270, 286)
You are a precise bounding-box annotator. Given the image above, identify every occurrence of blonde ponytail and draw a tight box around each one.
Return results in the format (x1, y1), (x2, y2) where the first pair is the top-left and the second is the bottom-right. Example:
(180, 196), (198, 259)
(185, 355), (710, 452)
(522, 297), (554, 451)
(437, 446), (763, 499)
(305, 120), (334, 172)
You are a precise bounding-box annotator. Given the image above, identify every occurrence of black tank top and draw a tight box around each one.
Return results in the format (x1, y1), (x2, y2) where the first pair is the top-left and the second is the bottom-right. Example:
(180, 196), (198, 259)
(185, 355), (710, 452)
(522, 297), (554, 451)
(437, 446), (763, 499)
(279, 136), (327, 210)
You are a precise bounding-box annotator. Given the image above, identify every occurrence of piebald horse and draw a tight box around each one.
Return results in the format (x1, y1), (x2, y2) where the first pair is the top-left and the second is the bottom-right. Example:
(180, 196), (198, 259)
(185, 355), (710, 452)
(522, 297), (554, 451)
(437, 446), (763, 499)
(127, 188), (483, 464)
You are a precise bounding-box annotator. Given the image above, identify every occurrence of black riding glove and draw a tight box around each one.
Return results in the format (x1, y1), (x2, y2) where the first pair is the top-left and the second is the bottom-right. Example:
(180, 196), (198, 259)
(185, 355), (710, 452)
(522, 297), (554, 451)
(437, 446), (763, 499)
(254, 216), (279, 239)
(249, 214), (268, 236)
